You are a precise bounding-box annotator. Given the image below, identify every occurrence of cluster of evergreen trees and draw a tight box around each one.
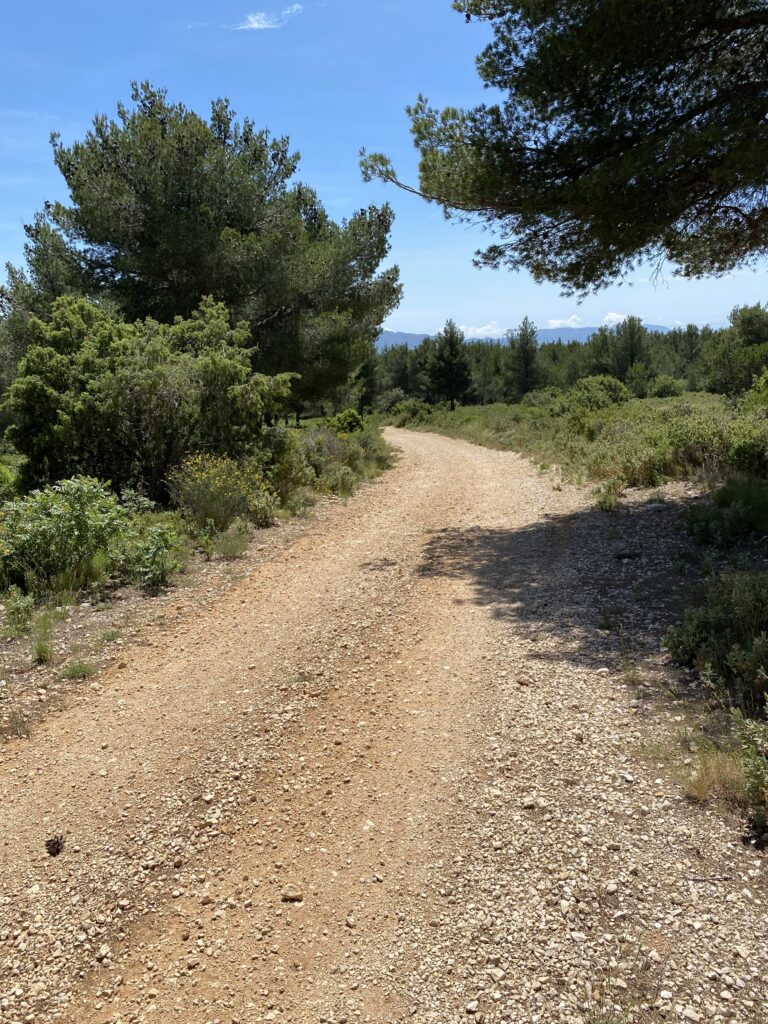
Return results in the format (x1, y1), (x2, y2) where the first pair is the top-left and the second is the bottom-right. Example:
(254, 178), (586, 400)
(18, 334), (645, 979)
(369, 306), (768, 411)
(0, 85), (401, 481)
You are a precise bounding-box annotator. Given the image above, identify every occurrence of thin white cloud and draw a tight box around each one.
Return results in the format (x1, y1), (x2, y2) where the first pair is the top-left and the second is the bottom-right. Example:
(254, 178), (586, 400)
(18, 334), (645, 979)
(460, 320), (508, 339)
(547, 315), (582, 330)
(235, 4), (303, 29)
(603, 311), (629, 327)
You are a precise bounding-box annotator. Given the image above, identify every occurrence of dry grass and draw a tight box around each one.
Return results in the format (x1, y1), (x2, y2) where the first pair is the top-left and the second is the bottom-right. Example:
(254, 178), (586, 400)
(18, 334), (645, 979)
(683, 746), (748, 806)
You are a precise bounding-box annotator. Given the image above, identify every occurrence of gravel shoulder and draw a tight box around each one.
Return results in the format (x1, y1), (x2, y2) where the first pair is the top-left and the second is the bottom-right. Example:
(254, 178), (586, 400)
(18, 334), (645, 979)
(0, 427), (765, 1024)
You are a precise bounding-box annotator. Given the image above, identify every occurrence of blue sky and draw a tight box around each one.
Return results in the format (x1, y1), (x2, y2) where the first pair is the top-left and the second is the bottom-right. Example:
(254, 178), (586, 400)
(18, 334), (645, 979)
(1, 0), (766, 335)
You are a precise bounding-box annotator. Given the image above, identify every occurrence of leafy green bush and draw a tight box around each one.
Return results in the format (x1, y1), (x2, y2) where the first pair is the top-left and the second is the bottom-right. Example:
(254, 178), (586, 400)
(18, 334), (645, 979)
(265, 428), (316, 504)
(684, 501), (749, 546)
(4, 296), (295, 498)
(391, 399), (433, 427)
(330, 408), (364, 434)
(374, 388), (407, 413)
(685, 477), (768, 546)
(122, 520), (189, 593)
(1, 586), (35, 637)
(566, 375), (630, 411)
(168, 454), (276, 532)
(0, 463), (17, 502)
(665, 571), (768, 714)
(652, 375), (684, 398)
(732, 711), (768, 832)
(0, 477), (125, 595)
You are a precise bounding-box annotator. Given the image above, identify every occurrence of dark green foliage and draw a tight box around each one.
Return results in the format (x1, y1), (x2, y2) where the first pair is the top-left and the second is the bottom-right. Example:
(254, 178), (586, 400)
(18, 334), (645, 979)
(428, 320), (471, 411)
(16, 83), (400, 409)
(652, 375), (684, 399)
(504, 317), (539, 401)
(363, 2), (768, 291)
(686, 477), (768, 545)
(4, 296), (294, 498)
(666, 572), (768, 716)
(566, 375), (630, 412)
(706, 305), (768, 394)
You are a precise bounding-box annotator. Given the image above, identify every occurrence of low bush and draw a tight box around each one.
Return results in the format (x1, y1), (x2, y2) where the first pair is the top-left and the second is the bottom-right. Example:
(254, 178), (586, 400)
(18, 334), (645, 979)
(213, 519), (251, 560)
(391, 400), (433, 427)
(652, 375), (684, 398)
(122, 520), (189, 594)
(0, 476), (190, 601)
(330, 408), (364, 434)
(1, 586), (35, 638)
(566, 375), (630, 412)
(265, 429), (316, 504)
(665, 571), (768, 715)
(685, 476), (768, 546)
(374, 388), (407, 413)
(0, 477), (125, 596)
(62, 659), (95, 680)
(168, 454), (277, 533)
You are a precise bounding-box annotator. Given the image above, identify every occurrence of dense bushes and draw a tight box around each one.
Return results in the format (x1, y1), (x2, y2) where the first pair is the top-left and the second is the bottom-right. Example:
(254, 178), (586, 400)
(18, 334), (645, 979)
(666, 571), (768, 716)
(0, 417), (392, 623)
(685, 477), (768, 546)
(4, 296), (295, 498)
(169, 454), (277, 532)
(566, 375), (630, 411)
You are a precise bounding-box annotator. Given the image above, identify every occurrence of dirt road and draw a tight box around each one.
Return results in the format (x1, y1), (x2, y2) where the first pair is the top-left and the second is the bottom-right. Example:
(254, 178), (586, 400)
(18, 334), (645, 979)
(0, 429), (766, 1024)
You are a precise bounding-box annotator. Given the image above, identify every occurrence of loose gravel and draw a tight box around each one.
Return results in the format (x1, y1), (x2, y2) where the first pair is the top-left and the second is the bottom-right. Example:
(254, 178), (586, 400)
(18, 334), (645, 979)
(0, 428), (765, 1024)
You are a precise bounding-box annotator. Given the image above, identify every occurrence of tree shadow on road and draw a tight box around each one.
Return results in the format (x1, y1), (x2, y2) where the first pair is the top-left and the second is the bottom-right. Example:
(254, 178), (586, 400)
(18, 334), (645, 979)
(417, 497), (702, 674)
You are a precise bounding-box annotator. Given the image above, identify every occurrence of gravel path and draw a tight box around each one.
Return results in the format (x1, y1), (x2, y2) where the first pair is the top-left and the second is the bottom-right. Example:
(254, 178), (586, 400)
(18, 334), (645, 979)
(0, 428), (765, 1024)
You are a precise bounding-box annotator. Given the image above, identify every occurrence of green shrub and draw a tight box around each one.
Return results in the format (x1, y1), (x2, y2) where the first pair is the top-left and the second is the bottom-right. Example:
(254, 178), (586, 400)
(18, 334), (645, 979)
(62, 659), (95, 680)
(1, 586), (35, 637)
(124, 521), (188, 593)
(5, 296), (295, 499)
(374, 387), (407, 413)
(652, 375), (684, 398)
(168, 454), (276, 532)
(566, 375), (630, 411)
(31, 611), (54, 665)
(0, 477), (125, 596)
(665, 571), (768, 714)
(390, 400), (433, 427)
(684, 501), (749, 546)
(685, 477), (768, 545)
(265, 428), (316, 504)
(330, 408), (364, 434)
(732, 712), (768, 823)
(0, 463), (17, 502)
(213, 519), (251, 560)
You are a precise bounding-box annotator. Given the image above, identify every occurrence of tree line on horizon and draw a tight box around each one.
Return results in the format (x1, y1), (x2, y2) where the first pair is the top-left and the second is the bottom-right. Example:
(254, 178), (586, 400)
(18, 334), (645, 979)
(367, 306), (768, 413)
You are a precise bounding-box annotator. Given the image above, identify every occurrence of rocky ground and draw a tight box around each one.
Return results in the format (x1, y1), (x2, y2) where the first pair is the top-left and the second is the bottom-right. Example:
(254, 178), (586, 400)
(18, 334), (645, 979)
(0, 428), (765, 1024)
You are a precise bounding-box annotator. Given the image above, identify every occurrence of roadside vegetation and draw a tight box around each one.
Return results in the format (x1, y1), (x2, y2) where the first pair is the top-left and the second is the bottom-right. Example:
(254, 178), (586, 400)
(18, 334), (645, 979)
(0, 84), (396, 692)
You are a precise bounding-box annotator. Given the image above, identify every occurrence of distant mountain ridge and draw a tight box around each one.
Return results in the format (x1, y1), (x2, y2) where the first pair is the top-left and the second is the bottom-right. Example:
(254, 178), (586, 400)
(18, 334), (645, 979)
(377, 324), (670, 350)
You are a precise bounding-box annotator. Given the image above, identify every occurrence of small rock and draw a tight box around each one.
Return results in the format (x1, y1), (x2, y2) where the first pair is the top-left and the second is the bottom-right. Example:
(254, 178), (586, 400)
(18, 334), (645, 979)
(281, 884), (304, 904)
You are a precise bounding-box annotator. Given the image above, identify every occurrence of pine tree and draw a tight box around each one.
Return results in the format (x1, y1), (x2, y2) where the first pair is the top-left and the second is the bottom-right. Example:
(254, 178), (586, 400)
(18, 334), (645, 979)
(504, 317), (539, 401)
(428, 320), (471, 411)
